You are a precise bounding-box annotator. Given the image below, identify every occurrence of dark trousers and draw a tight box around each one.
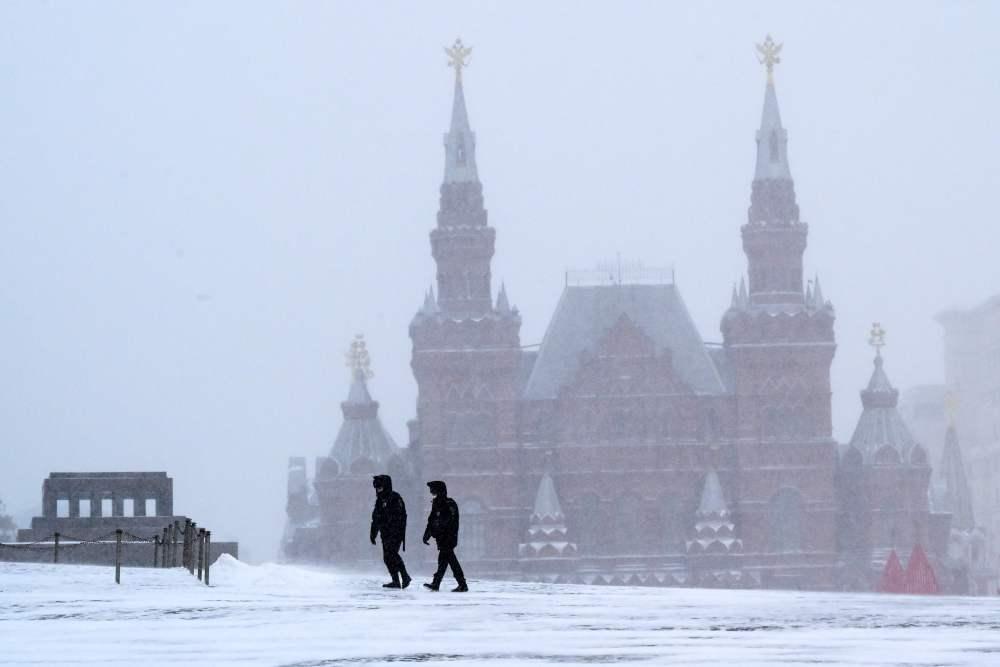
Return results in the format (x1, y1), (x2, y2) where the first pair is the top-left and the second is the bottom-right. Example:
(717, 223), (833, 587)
(382, 540), (408, 581)
(433, 547), (465, 585)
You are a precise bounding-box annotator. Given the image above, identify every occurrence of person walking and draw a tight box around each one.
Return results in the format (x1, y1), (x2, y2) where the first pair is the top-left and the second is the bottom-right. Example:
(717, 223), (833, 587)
(422, 480), (468, 592)
(370, 474), (411, 589)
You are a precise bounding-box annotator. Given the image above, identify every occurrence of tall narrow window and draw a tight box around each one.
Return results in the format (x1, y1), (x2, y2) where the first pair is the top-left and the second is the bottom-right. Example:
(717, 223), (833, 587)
(145, 499), (157, 517)
(56, 499), (70, 518)
(101, 498), (113, 517)
(78, 499), (92, 518)
(122, 499), (135, 517)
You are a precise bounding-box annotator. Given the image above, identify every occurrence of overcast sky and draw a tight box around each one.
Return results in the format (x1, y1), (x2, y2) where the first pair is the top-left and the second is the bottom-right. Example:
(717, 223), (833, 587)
(1, 1), (998, 561)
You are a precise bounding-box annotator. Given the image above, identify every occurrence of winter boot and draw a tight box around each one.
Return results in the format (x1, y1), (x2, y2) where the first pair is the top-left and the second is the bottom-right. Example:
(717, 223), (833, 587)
(422, 582), (439, 591)
(382, 570), (401, 588)
(400, 569), (412, 589)
(452, 583), (468, 592)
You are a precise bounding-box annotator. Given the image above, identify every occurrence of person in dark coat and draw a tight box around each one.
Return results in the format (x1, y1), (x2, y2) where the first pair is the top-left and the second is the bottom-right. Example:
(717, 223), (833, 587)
(422, 480), (468, 592)
(371, 474), (411, 589)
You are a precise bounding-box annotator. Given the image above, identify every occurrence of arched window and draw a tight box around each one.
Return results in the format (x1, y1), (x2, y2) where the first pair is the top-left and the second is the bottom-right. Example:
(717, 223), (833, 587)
(768, 488), (804, 553)
(462, 499), (486, 560)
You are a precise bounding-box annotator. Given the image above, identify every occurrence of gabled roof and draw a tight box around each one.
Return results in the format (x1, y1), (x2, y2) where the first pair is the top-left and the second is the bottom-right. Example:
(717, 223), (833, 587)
(522, 284), (726, 399)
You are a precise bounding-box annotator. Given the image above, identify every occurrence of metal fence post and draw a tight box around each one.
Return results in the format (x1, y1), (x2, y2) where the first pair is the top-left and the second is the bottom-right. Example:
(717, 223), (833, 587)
(162, 527), (169, 568)
(172, 521), (180, 567)
(197, 528), (204, 581)
(204, 531), (211, 586)
(115, 529), (123, 584)
(184, 520), (193, 573)
(53, 532), (60, 564)
(182, 519), (189, 570)
(153, 535), (160, 567)
(188, 521), (197, 574)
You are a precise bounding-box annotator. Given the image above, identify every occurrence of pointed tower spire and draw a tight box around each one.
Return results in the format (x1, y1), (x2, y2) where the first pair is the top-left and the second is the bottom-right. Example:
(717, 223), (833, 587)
(740, 36), (807, 307)
(420, 285), (439, 316)
(813, 274), (825, 306)
(333, 335), (399, 468)
(754, 35), (792, 183)
(730, 282), (739, 308)
(849, 324), (921, 463)
(697, 469), (730, 518)
(443, 38), (478, 185)
(496, 282), (512, 315)
(432, 39), (494, 315)
(518, 470), (578, 563)
(738, 276), (748, 306)
(531, 472), (565, 523)
(937, 420), (975, 530)
(686, 469), (742, 558)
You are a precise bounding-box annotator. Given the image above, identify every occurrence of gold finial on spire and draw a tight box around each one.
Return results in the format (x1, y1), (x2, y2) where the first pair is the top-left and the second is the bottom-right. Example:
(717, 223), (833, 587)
(345, 334), (374, 380)
(444, 37), (472, 82)
(868, 322), (886, 356)
(755, 34), (782, 83)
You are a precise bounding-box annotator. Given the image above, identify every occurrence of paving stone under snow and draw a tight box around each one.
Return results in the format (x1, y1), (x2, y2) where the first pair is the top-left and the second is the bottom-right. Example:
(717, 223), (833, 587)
(2, 557), (1000, 666)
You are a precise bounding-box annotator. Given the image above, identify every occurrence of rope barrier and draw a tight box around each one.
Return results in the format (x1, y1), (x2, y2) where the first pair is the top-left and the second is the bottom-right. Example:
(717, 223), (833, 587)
(0, 521), (216, 586)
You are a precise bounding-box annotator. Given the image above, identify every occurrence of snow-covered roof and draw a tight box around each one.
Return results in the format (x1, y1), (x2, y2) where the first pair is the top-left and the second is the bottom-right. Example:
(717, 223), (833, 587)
(523, 284), (726, 399)
(697, 470), (730, 518)
(531, 472), (564, 522)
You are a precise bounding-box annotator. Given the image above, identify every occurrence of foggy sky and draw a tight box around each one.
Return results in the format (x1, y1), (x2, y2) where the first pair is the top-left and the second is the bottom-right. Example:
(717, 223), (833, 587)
(1, 1), (998, 562)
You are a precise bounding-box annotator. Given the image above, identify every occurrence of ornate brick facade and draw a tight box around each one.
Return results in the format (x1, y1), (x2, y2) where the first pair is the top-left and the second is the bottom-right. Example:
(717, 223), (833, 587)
(284, 46), (954, 591)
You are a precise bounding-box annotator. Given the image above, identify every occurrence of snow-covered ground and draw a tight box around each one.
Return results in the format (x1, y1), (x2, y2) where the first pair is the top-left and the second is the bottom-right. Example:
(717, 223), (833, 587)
(2, 558), (1000, 666)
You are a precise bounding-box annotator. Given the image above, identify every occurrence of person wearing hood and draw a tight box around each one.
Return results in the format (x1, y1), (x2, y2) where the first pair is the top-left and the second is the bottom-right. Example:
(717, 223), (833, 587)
(371, 474), (411, 589)
(422, 480), (468, 592)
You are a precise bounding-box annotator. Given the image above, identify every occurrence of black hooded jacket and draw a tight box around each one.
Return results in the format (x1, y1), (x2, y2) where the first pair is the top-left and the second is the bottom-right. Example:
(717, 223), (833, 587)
(370, 475), (407, 545)
(423, 480), (460, 550)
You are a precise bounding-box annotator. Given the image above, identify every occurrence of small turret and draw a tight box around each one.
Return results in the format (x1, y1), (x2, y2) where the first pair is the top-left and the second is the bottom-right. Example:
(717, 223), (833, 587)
(519, 472), (578, 560)
(686, 470), (742, 555)
(329, 335), (399, 470)
(496, 282), (512, 315)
